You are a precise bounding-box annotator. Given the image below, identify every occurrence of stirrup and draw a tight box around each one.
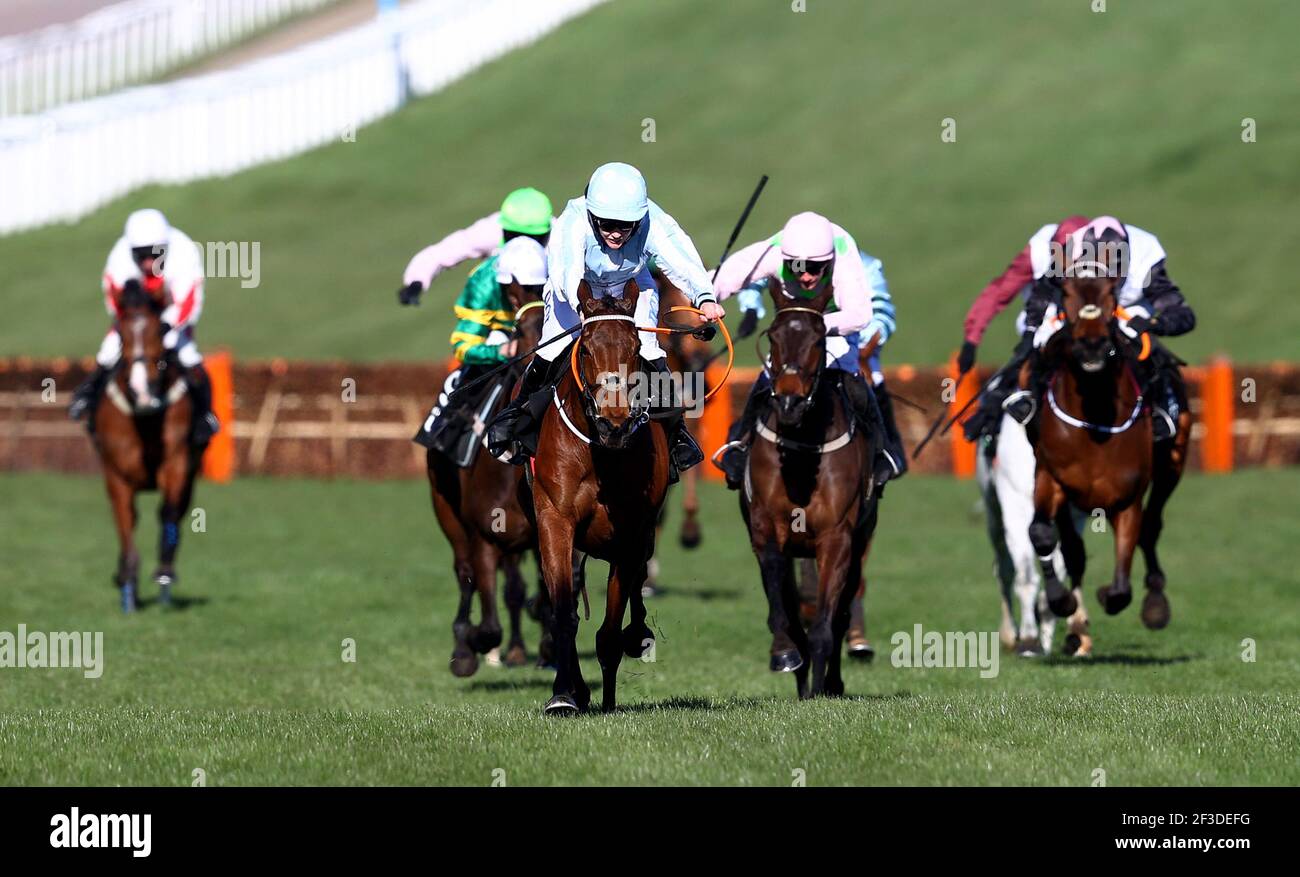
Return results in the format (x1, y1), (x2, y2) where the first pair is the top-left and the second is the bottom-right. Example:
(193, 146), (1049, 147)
(710, 439), (746, 467)
(1002, 389), (1037, 425)
(1151, 407), (1176, 442)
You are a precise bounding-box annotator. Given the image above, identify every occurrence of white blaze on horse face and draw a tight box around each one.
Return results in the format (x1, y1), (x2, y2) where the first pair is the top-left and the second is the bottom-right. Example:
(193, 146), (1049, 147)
(129, 360), (150, 401)
(1078, 304), (1103, 321)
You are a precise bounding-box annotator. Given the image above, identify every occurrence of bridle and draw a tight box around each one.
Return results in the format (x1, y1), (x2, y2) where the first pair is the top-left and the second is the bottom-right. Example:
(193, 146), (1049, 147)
(759, 305), (827, 423)
(106, 306), (184, 416)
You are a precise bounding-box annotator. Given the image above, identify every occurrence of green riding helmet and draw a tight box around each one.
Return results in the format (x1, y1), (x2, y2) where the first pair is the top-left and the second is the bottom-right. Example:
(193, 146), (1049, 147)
(499, 187), (553, 237)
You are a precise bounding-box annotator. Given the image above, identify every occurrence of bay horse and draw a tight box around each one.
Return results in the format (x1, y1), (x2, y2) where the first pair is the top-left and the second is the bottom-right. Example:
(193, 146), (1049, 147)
(532, 279), (670, 714)
(1028, 272), (1188, 632)
(741, 283), (879, 698)
(91, 281), (205, 613)
(428, 282), (551, 676)
(656, 271), (711, 552)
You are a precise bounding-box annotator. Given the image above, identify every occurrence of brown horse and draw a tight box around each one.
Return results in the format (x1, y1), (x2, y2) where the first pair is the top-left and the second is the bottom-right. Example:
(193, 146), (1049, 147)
(741, 284), (879, 698)
(532, 279), (670, 714)
(428, 283), (551, 676)
(1028, 274), (1189, 631)
(656, 272), (712, 552)
(91, 281), (205, 613)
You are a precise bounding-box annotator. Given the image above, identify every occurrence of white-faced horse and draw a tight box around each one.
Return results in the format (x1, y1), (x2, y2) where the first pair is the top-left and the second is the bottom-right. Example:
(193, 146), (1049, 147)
(978, 414), (1091, 656)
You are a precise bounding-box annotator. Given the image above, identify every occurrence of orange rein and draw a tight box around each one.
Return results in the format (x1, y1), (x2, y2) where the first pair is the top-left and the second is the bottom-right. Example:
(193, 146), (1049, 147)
(1114, 306), (1152, 361)
(569, 305), (735, 401)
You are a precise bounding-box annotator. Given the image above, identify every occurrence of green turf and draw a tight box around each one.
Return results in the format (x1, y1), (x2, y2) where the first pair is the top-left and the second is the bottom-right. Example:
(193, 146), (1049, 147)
(1, 468), (1296, 785)
(1, 0), (1296, 366)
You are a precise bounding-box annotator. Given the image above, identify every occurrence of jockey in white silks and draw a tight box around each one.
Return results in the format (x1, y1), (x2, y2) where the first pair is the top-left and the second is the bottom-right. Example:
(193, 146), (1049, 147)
(485, 162), (724, 470)
(67, 208), (219, 443)
(710, 211), (900, 489)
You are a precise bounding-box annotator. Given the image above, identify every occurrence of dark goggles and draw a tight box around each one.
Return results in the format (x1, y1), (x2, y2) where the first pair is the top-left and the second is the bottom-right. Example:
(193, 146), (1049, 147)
(783, 257), (832, 277)
(592, 215), (639, 234)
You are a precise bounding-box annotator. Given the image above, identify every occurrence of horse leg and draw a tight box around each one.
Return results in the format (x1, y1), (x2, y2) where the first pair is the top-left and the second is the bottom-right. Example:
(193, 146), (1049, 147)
(596, 553), (641, 712)
(1056, 506), (1091, 656)
(105, 470), (140, 613)
(501, 554), (528, 667)
(981, 452), (1018, 650)
(152, 450), (194, 606)
(808, 530), (853, 697)
(531, 550), (556, 669)
(449, 552), (479, 677)
(622, 543), (656, 659)
(780, 559), (812, 699)
(468, 539), (504, 658)
(757, 540), (802, 674)
(1138, 436), (1183, 630)
(1095, 502), (1138, 615)
(1029, 469), (1076, 617)
(538, 512), (586, 714)
(679, 465), (702, 549)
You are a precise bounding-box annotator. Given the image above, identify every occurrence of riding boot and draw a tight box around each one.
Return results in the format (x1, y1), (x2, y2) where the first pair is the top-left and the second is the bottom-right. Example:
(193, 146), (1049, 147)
(645, 357), (703, 482)
(184, 363), (220, 445)
(716, 374), (771, 490)
(1003, 352), (1049, 427)
(874, 379), (908, 479)
(68, 363), (111, 425)
(486, 356), (550, 463)
(1139, 360), (1177, 442)
(962, 335), (1034, 442)
(841, 371), (898, 488)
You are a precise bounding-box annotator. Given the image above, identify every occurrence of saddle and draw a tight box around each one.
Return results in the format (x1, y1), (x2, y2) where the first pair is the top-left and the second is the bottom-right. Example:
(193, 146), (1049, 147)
(417, 366), (515, 468)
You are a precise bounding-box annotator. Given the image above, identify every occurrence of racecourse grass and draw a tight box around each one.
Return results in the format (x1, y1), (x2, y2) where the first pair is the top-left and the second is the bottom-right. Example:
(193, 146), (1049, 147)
(1, 0), (1298, 366)
(1, 468), (1297, 786)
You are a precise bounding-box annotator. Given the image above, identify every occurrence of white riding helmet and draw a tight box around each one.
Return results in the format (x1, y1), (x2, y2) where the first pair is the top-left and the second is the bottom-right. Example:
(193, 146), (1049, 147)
(495, 236), (548, 286)
(125, 208), (171, 250)
(585, 162), (649, 223)
(779, 212), (836, 262)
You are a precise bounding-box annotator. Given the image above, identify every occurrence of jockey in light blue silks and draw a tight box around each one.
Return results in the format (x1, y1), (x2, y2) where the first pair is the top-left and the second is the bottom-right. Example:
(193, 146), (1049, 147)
(485, 162), (725, 470)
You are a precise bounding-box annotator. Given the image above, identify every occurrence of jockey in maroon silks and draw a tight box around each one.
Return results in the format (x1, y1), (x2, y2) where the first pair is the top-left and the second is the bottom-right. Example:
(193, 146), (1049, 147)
(959, 215), (1195, 444)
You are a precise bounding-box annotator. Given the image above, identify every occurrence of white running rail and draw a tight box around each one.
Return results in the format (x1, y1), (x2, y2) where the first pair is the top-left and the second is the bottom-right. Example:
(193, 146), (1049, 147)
(0, 0), (343, 117)
(0, 0), (609, 235)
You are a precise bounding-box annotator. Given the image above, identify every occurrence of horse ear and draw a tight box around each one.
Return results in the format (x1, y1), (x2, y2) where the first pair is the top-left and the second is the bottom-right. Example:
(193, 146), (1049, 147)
(501, 278), (524, 312)
(620, 278), (640, 314)
(809, 281), (835, 314)
(576, 280), (595, 315)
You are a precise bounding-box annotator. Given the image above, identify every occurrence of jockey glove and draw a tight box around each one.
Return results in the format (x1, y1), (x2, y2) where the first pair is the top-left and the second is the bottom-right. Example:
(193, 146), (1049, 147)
(398, 281), (423, 306)
(1125, 315), (1153, 336)
(957, 340), (977, 374)
(736, 309), (760, 340)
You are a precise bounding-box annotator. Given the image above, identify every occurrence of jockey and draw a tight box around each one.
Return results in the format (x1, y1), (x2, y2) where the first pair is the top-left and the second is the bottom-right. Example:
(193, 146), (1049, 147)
(414, 236), (547, 459)
(397, 187), (553, 305)
(67, 208), (219, 443)
(711, 212), (899, 489)
(961, 216), (1194, 442)
(485, 162), (724, 471)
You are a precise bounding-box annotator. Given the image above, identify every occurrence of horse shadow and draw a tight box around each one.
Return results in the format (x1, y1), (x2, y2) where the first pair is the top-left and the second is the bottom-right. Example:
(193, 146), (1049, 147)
(135, 595), (210, 612)
(1041, 652), (1196, 667)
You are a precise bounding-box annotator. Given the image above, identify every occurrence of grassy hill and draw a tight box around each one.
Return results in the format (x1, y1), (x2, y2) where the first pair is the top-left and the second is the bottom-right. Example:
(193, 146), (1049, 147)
(1, 0), (1296, 367)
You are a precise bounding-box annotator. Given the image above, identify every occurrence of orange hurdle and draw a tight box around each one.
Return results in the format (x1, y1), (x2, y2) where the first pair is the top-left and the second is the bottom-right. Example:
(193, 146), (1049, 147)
(202, 350), (235, 482)
(1199, 355), (1235, 473)
(948, 353), (977, 479)
(699, 362), (732, 482)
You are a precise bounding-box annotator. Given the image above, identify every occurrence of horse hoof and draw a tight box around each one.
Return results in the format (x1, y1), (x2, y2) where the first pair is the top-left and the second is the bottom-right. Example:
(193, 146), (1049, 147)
(120, 583), (137, 614)
(770, 650), (804, 673)
(641, 582), (659, 599)
(825, 678), (845, 697)
(1074, 634), (1093, 657)
(544, 695), (580, 716)
(1098, 584), (1132, 616)
(1015, 638), (1043, 657)
(450, 653), (479, 678)
(504, 644), (528, 667)
(622, 625), (654, 659)
(679, 520), (702, 550)
(847, 638), (875, 662)
(157, 582), (172, 607)
(1062, 633), (1082, 656)
(484, 647), (503, 668)
(1047, 592), (1077, 618)
(1141, 591), (1171, 630)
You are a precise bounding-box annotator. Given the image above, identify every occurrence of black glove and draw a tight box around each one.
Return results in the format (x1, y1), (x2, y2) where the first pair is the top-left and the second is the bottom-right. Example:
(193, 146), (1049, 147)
(398, 281), (423, 306)
(1125, 315), (1152, 336)
(736, 309), (759, 340)
(957, 340), (977, 374)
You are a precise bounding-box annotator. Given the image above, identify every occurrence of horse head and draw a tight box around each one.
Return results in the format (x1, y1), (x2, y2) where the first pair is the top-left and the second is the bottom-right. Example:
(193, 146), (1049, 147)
(574, 278), (647, 449)
(1059, 269), (1121, 375)
(114, 280), (172, 414)
(764, 278), (832, 427)
(503, 276), (545, 355)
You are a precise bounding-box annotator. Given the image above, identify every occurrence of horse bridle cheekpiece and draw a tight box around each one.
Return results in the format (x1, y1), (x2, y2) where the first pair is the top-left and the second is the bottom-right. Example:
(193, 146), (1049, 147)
(761, 305), (827, 407)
